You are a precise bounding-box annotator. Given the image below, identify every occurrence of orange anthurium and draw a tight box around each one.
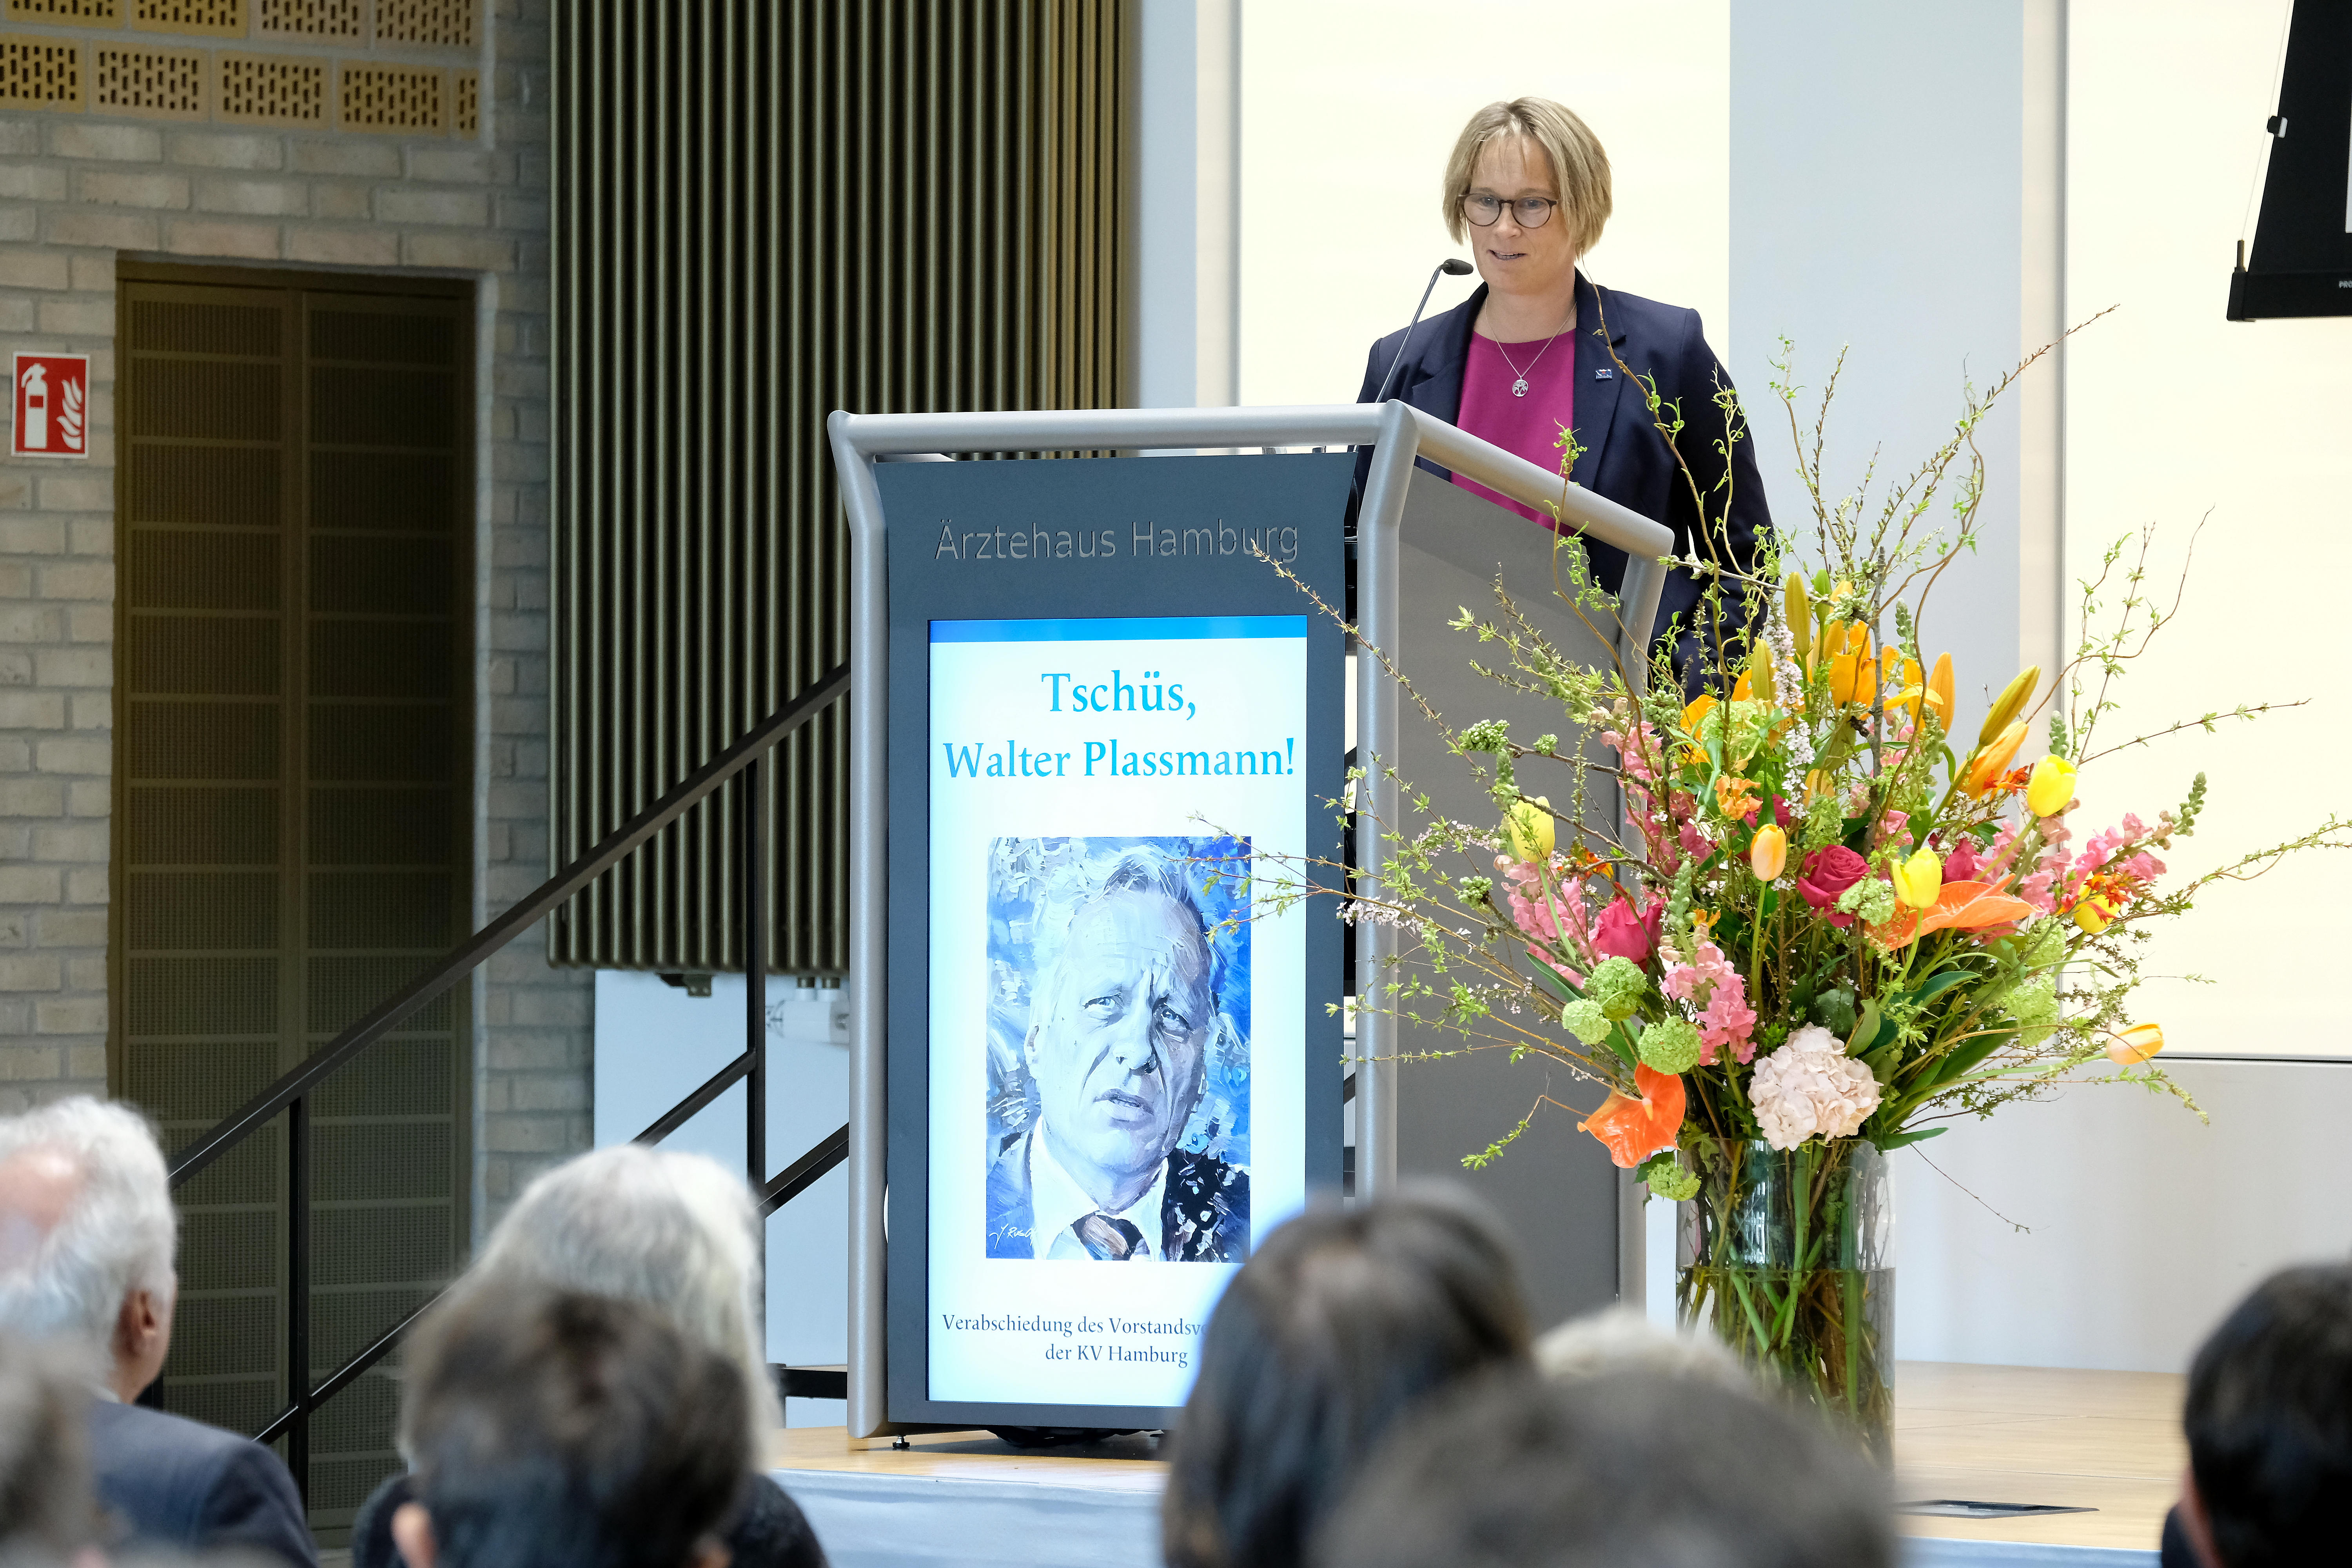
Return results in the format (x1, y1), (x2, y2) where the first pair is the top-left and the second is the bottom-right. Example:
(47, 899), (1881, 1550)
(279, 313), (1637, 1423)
(2107, 1022), (2163, 1065)
(1964, 719), (2030, 796)
(1873, 879), (2041, 950)
(1579, 1063), (1686, 1169)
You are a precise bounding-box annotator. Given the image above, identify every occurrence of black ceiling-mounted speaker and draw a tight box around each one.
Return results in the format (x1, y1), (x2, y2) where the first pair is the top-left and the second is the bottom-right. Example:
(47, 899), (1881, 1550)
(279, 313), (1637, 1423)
(2228, 2), (2352, 320)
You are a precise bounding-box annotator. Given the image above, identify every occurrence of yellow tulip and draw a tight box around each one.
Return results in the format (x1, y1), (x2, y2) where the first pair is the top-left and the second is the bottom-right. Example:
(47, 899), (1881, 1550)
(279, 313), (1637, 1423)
(2073, 893), (2117, 934)
(1785, 573), (1812, 662)
(1891, 846), (1942, 909)
(2025, 755), (2077, 818)
(1749, 822), (1788, 881)
(1978, 666), (2041, 749)
(1964, 719), (2029, 797)
(1503, 795), (1554, 863)
(2106, 1022), (2163, 1065)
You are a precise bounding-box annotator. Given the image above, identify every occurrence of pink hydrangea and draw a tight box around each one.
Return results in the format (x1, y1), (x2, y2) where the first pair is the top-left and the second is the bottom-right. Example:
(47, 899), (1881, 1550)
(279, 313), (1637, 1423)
(1748, 1025), (1883, 1150)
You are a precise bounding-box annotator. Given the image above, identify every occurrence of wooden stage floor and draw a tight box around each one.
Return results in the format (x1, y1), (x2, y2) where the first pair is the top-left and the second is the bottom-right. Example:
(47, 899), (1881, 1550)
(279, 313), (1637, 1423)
(770, 1361), (2182, 1566)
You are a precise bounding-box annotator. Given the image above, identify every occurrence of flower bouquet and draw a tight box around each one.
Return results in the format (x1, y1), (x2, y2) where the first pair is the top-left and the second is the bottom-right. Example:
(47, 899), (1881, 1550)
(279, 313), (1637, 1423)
(1270, 332), (2348, 1455)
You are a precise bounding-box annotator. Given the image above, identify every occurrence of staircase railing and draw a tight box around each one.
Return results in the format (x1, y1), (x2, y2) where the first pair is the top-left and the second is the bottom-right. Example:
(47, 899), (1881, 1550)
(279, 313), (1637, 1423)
(162, 663), (853, 1501)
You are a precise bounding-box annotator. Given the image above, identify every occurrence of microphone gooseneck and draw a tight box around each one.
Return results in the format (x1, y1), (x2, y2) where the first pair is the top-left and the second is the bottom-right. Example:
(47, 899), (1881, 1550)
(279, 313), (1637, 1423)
(1374, 258), (1475, 405)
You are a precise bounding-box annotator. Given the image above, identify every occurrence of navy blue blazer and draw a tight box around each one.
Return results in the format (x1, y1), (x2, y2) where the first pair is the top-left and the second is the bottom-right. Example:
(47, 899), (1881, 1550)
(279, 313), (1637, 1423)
(89, 1396), (317, 1567)
(985, 1134), (1250, 1263)
(1356, 273), (1769, 694)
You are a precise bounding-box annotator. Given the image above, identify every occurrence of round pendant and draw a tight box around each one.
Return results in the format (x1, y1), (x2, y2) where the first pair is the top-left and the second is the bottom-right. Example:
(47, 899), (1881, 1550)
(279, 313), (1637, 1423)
(1511, 377), (1529, 397)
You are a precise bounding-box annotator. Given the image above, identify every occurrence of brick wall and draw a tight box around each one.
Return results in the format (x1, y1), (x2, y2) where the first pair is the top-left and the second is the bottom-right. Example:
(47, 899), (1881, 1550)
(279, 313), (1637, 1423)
(0, 0), (588, 1241)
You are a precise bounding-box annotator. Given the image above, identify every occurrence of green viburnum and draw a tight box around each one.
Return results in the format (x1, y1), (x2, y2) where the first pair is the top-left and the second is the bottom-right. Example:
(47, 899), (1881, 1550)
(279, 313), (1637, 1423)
(1585, 956), (1648, 1021)
(2018, 916), (2067, 973)
(1836, 875), (1898, 927)
(1642, 1154), (1700, 1201)
(2004, 976), (2059, 1048)
(1637, 1016), (1703, 1074)
(1560, 998), (1612, 1045)
(1802, 787), (1845, 848)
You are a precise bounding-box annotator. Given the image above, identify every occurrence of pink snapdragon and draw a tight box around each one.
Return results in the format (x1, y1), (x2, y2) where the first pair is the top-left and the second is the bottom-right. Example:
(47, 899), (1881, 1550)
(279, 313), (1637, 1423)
(1661, 939), (1758, 1064)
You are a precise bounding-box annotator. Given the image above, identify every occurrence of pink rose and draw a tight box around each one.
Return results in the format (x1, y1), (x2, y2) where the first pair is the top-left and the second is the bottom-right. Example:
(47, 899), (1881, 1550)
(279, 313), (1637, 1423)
(1591, 896), (1661, 964)
(1797, 846), (1869, 928)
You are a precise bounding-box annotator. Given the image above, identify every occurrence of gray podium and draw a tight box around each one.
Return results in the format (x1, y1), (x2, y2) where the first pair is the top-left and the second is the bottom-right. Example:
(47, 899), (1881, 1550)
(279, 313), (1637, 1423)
(829, 401), (1671, 1437)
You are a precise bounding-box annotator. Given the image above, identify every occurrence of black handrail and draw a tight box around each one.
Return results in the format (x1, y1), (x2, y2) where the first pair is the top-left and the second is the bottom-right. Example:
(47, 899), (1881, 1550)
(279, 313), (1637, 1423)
(160, 662), (854, 1501)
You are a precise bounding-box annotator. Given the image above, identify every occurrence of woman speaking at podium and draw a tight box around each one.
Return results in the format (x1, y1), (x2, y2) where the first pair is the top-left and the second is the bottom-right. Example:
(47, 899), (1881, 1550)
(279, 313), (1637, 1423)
(1357, 97), (1768, 695)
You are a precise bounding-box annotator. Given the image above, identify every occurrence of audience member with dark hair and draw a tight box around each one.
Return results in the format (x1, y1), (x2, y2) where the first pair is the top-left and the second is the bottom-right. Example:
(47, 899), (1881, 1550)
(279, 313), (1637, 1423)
(1312, 1365), (1893, 1568)
(354, 1145), (827, 1568)
(0, 1098), (314, 1567)
(1159, 1192), (1531, 1568)
(0, 1327), (100, 1564)
(389, 1287), (748, 1568)
(2163, 1262), (2352, 1568)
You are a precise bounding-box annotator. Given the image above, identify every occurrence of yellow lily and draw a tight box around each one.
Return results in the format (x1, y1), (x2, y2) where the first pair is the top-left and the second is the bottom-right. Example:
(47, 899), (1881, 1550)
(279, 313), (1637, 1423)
(2106, 1022), (2163, 1065)
(2025, 755), (2077, 818)
(1503, 795), (1554, 863)
(1964, 719), (2030, 797)
(1750, 822), (1788, 881)
(1678, 694), (1718, 768)
(1891, 652), (1956, 735)
(2073, 893), (2118, 934)
(1891, 846), (1942, 909)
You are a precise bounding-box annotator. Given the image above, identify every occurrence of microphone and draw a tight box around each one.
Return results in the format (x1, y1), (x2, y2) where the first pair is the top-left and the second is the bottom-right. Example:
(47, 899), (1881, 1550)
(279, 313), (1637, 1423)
(1374, 258), (1475, 404)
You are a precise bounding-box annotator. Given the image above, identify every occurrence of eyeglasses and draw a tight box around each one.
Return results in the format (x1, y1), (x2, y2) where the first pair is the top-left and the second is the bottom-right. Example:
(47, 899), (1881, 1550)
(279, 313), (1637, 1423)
(1461, 193), (1558, 229)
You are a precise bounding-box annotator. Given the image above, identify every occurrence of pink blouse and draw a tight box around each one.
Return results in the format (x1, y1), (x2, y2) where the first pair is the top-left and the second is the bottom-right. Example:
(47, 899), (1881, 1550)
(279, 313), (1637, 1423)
(1452, 329), (1576, 528)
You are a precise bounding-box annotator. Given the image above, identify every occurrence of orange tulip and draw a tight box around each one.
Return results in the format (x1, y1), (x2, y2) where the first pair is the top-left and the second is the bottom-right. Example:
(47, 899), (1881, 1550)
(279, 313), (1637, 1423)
(2106, 1022), (2163, 1065)
(1579, 1063), (1687, 1169)
(1964, 719), (2030, 797)
(1750, 822), (1788, 880)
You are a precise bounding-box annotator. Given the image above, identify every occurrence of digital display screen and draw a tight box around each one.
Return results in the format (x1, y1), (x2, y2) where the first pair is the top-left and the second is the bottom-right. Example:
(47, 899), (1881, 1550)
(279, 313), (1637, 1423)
(924, 615), (1310, 1407)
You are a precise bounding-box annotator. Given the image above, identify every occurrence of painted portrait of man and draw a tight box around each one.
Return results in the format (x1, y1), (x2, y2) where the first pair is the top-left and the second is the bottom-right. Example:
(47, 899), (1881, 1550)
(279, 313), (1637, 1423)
(984, 841), (1250, 1262)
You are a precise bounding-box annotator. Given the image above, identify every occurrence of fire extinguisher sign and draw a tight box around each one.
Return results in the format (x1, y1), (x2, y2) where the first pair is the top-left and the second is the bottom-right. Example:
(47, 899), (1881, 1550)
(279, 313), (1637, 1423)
(13, 354), (90, 459)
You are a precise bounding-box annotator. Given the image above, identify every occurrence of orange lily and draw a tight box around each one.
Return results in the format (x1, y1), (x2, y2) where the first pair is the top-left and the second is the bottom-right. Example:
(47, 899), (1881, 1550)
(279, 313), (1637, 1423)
(1892, 651), (1954, 733)
(1964, 719), (2030, 797)
(1715, 775), (1762, 821)
(1579, 1063), (1687, 1169)
(1679, 694), (1718, 768)
(1822, 622), (1876, 707)
(1873, 878), (2040, 950)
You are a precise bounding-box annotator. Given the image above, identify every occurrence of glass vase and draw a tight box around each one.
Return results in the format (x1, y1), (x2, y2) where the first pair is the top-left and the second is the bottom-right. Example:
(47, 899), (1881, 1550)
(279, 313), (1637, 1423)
(1675, 1136), (1894, 1458)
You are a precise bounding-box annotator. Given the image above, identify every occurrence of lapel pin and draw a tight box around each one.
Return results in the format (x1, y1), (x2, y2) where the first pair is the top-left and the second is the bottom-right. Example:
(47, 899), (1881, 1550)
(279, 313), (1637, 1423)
(1595, 367), (1613, 380)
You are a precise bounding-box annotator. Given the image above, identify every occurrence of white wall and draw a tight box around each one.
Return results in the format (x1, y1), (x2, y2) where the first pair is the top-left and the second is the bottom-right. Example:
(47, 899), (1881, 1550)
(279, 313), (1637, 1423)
(1234, 0), (1731, 408)
(592, 973), (852, 1426)
(2063, 0), (2352, 1061)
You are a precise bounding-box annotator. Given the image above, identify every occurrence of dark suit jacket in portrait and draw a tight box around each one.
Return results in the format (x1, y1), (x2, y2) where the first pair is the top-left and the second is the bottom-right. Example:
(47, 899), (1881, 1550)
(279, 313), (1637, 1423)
(985, 1133), (1250, 1263)
(89, 1396), (318, 1568)
(1355, 272), (1771, 695)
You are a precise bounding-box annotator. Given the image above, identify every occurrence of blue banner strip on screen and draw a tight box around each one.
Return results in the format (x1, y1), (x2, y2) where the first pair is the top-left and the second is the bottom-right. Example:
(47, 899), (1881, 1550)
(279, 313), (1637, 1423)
(931, 615), (1305, 644)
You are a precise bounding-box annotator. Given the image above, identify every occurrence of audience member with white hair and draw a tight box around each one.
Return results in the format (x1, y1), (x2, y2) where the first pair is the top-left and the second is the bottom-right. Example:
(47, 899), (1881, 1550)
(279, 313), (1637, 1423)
(352, 1143), (828, 1568)
(0, 1097), (314, 1566)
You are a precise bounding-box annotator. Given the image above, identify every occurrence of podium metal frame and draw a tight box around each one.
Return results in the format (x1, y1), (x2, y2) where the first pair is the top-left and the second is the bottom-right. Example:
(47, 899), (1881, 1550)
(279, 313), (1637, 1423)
(828, 402), (1673, 1436)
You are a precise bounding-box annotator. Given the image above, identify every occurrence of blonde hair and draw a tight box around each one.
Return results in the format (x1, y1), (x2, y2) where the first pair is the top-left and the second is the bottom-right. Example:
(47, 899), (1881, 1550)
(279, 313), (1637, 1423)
(1442, 98), (1613, 256)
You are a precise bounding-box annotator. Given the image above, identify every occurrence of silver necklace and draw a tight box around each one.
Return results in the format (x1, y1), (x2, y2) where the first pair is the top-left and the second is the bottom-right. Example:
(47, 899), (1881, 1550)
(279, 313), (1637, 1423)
(1493, 309), (1574, 397)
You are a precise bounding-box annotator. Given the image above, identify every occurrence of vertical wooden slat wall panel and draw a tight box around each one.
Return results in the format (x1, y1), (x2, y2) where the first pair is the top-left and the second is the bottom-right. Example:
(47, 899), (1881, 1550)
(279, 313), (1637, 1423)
(550, 1), (1124, 974)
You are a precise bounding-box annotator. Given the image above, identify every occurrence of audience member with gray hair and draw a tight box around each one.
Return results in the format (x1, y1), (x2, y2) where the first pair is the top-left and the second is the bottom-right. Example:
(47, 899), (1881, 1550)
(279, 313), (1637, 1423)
(352, 1144), (827, 1568)
(1312, 1365), (1892, 1568)
(1534, 1306), (1756, 1391)
(0, 1098), (314, 1567)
